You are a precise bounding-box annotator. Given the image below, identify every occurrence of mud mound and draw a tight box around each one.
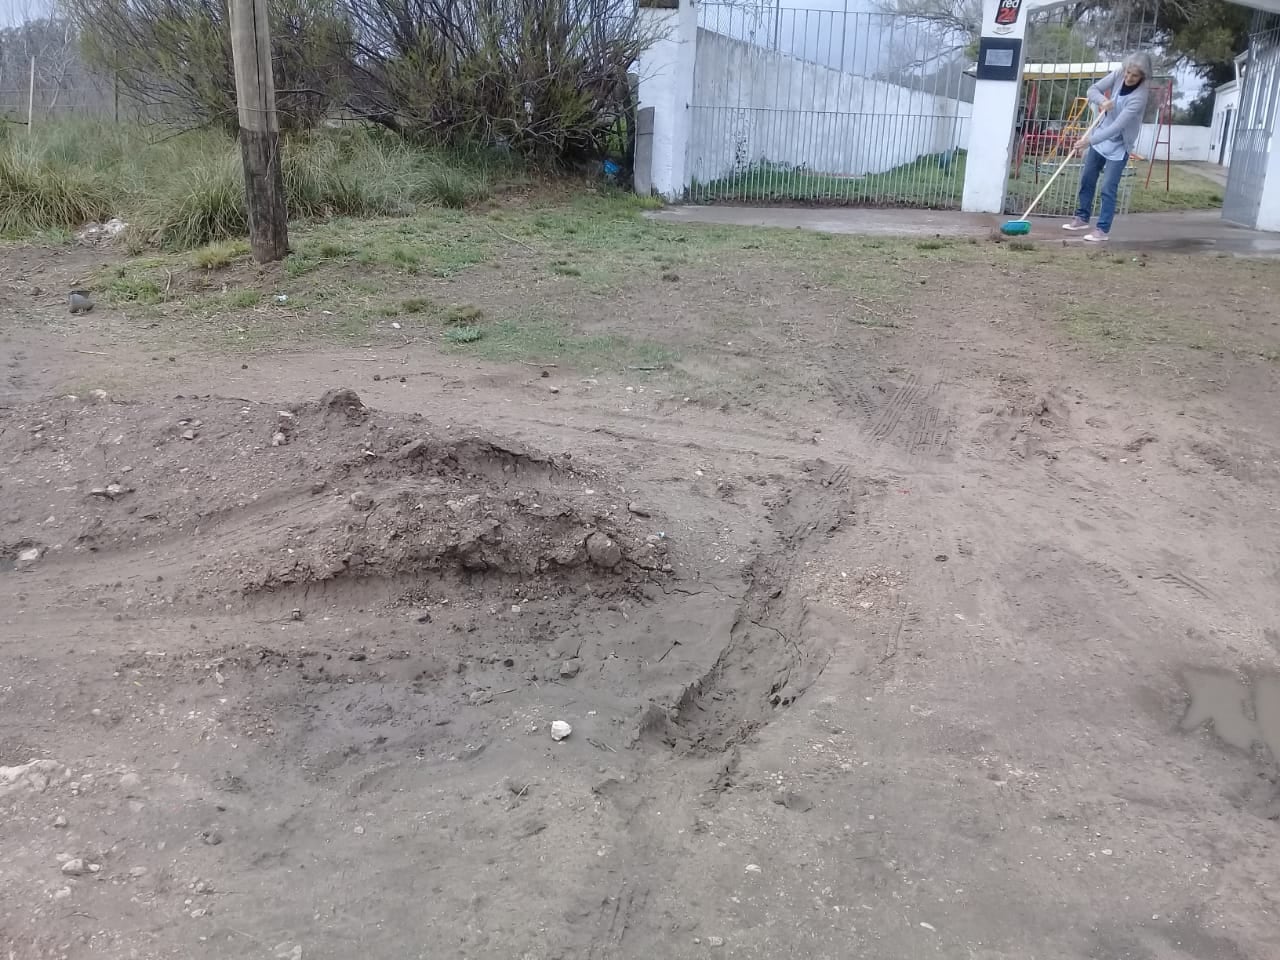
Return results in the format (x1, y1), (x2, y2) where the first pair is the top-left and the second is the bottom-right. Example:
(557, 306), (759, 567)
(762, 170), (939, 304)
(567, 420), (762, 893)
(0, 388), (668, 603)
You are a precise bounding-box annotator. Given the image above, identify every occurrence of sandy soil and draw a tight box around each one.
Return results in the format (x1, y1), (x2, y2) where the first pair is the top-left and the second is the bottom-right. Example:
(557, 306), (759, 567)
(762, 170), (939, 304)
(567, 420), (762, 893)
(2, 235), (1279, 960)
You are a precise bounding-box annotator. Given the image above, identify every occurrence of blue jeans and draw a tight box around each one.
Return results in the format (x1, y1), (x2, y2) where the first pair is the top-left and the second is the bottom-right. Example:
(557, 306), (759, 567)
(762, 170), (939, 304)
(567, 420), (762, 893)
(1075, 147), (1128, 233)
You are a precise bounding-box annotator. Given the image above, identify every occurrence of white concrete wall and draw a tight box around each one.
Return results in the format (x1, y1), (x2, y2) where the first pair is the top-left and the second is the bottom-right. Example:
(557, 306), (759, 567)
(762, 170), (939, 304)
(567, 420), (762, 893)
(1137, 123), (1212, 163)
(688, 29), (972, 184)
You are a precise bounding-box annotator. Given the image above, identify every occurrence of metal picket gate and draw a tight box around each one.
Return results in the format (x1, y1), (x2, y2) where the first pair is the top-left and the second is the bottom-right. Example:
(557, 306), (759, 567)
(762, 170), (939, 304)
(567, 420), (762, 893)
(1223, 13), (1280, 227)
(685, 1), (975, 208)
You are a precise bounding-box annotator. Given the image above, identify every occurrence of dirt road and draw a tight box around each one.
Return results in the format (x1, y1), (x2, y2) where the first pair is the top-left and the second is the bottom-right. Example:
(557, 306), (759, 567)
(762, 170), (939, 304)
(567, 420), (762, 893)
(2, 228), (1279, 960)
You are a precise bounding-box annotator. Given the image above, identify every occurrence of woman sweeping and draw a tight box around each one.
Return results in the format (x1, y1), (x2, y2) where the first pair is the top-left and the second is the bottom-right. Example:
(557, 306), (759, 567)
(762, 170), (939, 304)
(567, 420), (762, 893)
(1063, 52), (1153, 243)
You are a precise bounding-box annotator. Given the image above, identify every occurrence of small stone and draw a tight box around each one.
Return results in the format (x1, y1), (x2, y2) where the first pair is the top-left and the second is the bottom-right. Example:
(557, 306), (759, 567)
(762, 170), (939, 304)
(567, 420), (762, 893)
(181, 430), (196, 441)
(274, 944), (303, 960)
(919, 922), (937, 932)
(1101, 848), (1113, 856)
(61, 858), (88, 876)
(89, 389), (109, 402)
(585, 532), (623, 569)
(189, 908), (208, 919)
(510, 605), (522, 615)
(745, 863), (762, 874)
(468, 691), (493, 706)
(549, 386), (560, 394)
(17, 547), (40, 564)
(129, 866), (148, 878)
(290, 608), (304, 621)
(53, 886), (72, 900)
(707, 937), (725, 948)
(551, 720), (572, 742)
(353, 825), (365, 835)
(627, 502), (651, 517)
(53, 815), (68, 828)
(200, 831), (223, 846)
(88, 863), (101, 873)
(349, 490), (375, 511)
(559, 659), (582, 679)
(119, 772), (142, 790)
(309, 480), (326, 495)
(272, 431), (288, 447)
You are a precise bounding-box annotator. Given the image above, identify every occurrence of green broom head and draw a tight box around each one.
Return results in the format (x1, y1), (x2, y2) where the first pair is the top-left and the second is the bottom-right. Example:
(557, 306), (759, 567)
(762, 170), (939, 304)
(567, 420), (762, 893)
(1000, 219), (1031, 236)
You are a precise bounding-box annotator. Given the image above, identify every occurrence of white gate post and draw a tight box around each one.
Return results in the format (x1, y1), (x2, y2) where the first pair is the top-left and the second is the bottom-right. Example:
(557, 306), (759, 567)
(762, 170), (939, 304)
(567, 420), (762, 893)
(961, 0), (1033, 213)
(1253, 148), (1280, 232)
(635, 0), (698, 200)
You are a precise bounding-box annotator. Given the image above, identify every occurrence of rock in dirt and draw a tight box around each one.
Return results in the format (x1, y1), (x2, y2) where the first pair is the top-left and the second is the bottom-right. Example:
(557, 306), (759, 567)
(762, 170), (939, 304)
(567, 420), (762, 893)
(320, 388), (368, 424)
(16, 547), (41, 566)
(349, 491), (375, 511)
(706, 937), (726, 948)
(627, 501), (651, 517)
(559, 659), (582, 679)
(772, 790), (814, 812)
(585, 532), (623, 569)
(53, 815), (68, 828)
(0, 759), (59, 795)
(61, 859), (88, 876)
(274, 943), (303, 960)
(181, 429), (197, 441)
(550, 720), (573, 742)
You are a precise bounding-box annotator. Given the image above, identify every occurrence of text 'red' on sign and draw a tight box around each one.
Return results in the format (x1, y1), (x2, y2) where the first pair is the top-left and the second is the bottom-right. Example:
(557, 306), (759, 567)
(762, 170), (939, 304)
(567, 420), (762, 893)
(995, 0), (1023, 26)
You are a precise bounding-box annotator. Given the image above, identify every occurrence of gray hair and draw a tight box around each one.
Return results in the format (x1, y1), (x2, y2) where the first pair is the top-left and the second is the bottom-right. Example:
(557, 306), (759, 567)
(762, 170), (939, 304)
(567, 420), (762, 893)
(1124, 51), (1153, 82)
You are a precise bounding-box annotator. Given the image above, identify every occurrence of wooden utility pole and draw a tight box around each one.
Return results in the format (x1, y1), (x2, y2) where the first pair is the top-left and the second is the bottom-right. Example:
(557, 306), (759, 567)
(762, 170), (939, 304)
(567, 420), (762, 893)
(228, 0), (289, 262)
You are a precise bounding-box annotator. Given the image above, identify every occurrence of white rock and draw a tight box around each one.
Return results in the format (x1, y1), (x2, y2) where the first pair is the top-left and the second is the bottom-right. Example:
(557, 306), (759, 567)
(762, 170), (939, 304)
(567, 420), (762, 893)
(550, 720), (572, 742)
(16, 548), (40, 564)
(1, 759), (59, 796)
(919, 922), (937, 932)
(61, 858), (88, 876)
(272, 431), (288, 447)
(706, 937), (725, 947)
(274, 943), (303, 960)
(745, 863), (762, 874)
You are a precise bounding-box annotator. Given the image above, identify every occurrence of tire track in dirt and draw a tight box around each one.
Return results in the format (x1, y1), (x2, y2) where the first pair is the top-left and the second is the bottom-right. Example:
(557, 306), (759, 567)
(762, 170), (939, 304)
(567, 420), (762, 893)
(640, 461), (863, 755)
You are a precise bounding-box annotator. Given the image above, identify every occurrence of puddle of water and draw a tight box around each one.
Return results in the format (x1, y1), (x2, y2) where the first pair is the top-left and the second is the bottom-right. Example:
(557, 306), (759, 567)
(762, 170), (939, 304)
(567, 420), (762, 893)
(1181, 668), (1280, 763)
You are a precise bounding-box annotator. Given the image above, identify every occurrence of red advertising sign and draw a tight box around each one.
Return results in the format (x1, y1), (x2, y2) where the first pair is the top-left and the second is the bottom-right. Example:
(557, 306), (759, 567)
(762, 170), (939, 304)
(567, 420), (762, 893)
(995, 0), (1023, 26)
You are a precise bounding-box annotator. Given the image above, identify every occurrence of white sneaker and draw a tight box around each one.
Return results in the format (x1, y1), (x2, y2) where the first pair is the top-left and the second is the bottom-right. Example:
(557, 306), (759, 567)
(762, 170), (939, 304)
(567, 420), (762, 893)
(1063, 218), (1090, 231)
(1082, 230), (1109, 243)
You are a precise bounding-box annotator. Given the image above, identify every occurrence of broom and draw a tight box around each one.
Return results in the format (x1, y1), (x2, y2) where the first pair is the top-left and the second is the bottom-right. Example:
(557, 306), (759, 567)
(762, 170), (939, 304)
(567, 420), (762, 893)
(1001, 110), (1106, 236)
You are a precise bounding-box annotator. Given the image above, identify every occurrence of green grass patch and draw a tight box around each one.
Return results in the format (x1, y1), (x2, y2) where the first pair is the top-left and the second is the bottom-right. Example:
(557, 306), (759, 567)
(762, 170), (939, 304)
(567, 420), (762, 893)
(192, 240), (250, 270)
(691, 152), (966, 208)
(0, 120), (501, 249)
(445, 325), (485, 344)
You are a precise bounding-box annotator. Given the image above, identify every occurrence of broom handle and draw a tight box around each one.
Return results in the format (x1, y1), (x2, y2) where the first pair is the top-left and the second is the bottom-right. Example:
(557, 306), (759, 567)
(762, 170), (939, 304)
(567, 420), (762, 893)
(1017, 110), (1107, 220)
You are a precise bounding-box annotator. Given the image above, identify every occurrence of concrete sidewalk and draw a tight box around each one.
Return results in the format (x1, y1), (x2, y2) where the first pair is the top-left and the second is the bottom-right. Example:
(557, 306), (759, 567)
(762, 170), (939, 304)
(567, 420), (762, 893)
(648, 206), (1280, 257)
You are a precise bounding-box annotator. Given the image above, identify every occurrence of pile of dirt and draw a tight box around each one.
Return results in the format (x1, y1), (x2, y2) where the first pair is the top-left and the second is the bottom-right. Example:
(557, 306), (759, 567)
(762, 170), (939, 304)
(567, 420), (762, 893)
(0, 387), (669, 604)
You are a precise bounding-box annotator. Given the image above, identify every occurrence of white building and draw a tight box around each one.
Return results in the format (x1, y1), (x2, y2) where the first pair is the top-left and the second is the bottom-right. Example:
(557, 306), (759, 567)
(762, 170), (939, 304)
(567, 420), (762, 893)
(1209, 53), (1247, 167)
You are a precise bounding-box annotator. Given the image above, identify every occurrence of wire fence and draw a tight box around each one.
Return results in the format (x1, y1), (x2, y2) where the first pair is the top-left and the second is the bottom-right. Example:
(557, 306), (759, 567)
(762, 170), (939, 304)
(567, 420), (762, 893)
(686, 2), (974, 208)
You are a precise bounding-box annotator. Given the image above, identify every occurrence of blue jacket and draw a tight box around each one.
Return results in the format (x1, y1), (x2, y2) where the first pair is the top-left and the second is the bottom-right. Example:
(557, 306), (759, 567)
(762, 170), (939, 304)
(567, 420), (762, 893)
(1087, 69), (1150, 153)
